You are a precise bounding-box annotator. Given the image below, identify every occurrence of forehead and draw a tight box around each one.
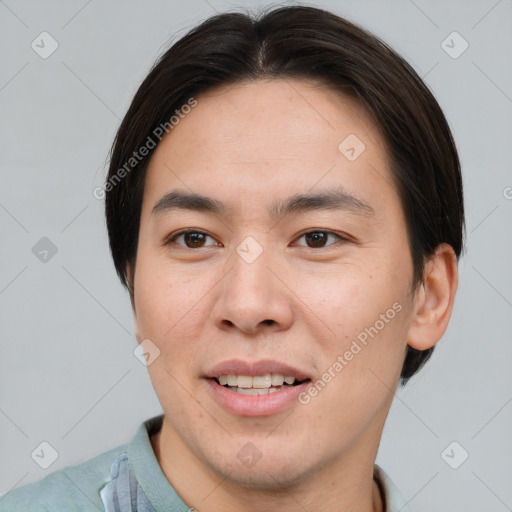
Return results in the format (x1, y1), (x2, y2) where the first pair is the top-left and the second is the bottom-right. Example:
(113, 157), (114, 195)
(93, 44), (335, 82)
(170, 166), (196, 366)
(142, 78), (398, 219)
(161, 78), (386, 160)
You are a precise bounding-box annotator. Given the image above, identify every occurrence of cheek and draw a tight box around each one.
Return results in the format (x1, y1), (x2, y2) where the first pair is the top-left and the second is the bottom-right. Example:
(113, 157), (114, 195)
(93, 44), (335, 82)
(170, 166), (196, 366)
(297, 260), (410, 385)
(133, 262), (209, 406)
(296, 273), (409, 439)
(301, 257), (405, 333)
(133, 254), (206, 356)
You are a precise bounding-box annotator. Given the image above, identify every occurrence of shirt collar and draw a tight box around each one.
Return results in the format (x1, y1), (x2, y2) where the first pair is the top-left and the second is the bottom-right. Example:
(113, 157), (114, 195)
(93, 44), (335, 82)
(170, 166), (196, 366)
(127, 414), (190, 512)
(374, 463), (413, 512)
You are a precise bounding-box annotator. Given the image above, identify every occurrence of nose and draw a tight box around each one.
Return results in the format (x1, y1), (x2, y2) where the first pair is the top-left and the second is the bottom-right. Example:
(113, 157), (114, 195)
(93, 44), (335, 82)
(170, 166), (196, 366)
(211, 240), (294, 336)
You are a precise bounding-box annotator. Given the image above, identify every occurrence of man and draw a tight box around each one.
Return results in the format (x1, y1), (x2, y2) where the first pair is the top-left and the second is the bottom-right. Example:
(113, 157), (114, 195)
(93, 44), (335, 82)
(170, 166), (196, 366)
(1, 5), (463, 511)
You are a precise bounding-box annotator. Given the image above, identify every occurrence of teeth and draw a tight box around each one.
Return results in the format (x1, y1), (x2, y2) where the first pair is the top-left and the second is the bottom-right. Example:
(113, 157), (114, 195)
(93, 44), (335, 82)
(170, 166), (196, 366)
(237, 375), (253, 388)
(216, 374), (297, 388)
(271, 373), (284, 386)
(252, 375), (271, 388)
(227, 386), (286, 395)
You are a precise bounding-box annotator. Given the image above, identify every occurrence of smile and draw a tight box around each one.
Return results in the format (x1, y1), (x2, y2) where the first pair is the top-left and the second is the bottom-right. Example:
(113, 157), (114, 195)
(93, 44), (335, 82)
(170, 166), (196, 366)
(215, 373), (306, 395)
(207, 376), (312, 416)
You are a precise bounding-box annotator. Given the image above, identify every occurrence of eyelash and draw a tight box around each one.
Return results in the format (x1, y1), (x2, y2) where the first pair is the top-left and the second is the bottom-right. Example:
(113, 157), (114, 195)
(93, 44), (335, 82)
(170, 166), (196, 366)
(163, 229), (349, 250)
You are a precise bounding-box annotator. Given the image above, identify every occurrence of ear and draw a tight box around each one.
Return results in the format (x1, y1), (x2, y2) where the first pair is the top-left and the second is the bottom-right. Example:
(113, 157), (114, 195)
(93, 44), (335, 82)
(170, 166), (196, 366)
(407, 244), (459, 351)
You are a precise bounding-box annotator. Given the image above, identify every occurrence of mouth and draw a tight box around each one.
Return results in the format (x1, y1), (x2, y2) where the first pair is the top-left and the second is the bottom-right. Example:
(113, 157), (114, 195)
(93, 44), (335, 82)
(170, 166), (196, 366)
(204, 359), (313, 416)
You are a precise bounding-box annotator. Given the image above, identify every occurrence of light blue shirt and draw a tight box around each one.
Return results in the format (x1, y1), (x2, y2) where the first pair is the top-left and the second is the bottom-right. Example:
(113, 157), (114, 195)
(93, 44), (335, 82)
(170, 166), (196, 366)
(0, 415), (412, 511)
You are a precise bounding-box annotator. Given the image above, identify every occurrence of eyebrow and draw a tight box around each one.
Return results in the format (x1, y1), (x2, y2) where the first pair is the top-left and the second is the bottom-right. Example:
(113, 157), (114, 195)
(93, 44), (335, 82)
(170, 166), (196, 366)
(151, 187), (375, 219)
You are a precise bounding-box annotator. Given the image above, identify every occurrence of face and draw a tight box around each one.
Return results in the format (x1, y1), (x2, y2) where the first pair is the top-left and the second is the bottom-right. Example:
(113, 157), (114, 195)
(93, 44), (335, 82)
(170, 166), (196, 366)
(130, 78), (417, 488)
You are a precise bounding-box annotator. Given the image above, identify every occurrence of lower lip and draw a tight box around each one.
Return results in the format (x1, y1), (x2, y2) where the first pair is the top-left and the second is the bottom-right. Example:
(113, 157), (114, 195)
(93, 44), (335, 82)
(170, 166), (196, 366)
(205, 378), (311, 417)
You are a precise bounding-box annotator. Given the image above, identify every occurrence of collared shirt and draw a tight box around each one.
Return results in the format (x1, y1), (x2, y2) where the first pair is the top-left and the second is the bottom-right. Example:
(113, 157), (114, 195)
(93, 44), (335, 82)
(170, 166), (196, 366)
(0, 415), (413, 512)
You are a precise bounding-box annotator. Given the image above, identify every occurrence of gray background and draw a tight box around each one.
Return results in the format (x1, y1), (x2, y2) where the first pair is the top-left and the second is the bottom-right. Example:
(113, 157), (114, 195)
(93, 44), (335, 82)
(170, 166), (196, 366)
(1, 0), (511, 510)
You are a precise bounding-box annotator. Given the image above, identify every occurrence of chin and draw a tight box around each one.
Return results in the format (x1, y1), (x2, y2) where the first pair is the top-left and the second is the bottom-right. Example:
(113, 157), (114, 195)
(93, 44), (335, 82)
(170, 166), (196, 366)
(204, 449), (318, 491)
(225, 466), (309, 491)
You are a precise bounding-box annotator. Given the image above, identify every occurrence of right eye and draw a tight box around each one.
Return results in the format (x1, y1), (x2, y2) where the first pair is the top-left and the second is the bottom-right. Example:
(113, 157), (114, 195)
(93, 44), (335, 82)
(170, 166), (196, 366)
(164, 229), (220, 249)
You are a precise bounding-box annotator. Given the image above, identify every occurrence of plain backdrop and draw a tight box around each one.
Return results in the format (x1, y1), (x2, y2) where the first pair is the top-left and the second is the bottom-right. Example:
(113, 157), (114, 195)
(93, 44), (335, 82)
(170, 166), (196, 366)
(1, 0), (511, 510)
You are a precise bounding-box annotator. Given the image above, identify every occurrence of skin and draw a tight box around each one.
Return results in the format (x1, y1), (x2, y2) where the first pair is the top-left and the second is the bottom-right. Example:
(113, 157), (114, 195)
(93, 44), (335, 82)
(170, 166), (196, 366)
(127, 78), (458, 512)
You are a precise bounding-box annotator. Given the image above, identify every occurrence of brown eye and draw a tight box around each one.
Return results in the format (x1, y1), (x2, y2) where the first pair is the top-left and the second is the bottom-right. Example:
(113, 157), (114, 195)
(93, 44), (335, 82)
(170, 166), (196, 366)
(166, 230), (218, 248)
(296, 230), (345, 249)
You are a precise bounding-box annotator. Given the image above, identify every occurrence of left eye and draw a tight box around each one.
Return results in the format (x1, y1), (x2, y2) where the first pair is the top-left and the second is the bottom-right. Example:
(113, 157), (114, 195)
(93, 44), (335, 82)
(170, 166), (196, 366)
(294, 230), (344, 249)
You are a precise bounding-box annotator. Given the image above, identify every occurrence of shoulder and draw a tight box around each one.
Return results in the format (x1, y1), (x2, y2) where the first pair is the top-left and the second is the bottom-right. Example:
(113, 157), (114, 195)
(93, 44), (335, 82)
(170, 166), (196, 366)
(0, 443), (128, 512)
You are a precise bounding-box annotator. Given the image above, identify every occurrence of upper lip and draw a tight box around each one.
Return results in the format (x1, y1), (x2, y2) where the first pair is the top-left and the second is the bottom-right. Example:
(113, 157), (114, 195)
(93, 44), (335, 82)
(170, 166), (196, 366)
(205, 359), (312, 382)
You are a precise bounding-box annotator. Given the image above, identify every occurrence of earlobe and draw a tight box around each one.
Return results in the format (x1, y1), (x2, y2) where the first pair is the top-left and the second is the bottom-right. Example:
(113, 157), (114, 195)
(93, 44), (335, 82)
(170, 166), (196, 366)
(407, 244), (459, 351)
